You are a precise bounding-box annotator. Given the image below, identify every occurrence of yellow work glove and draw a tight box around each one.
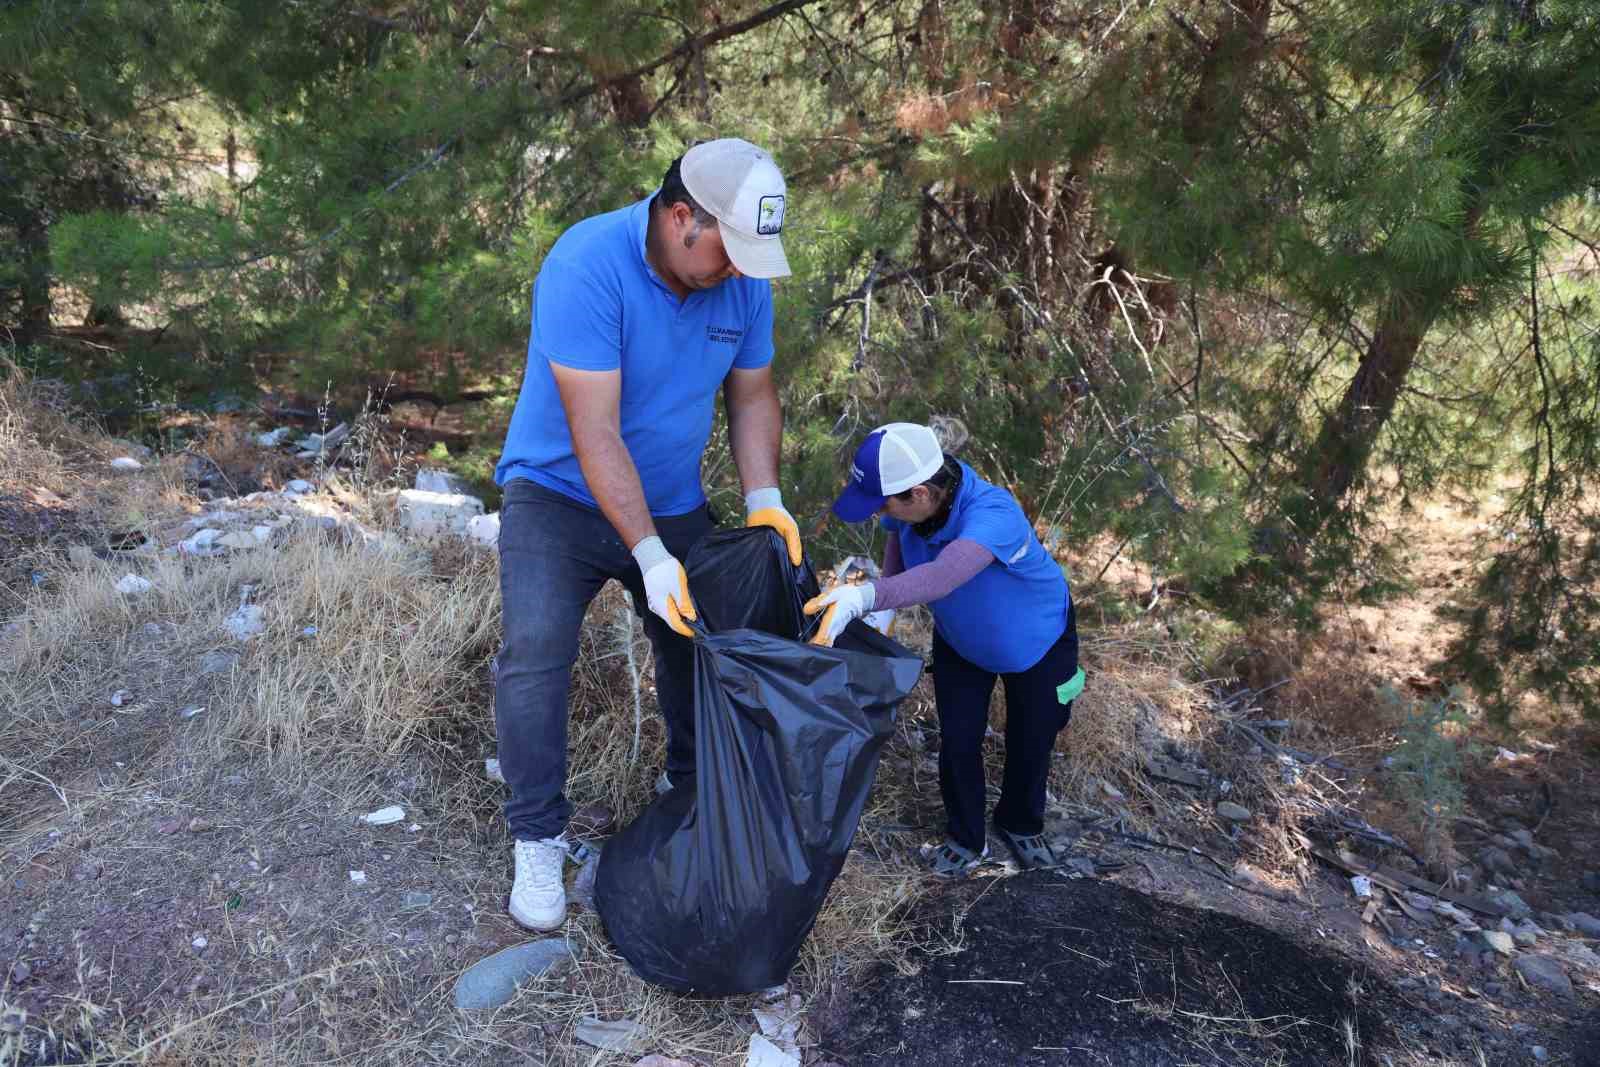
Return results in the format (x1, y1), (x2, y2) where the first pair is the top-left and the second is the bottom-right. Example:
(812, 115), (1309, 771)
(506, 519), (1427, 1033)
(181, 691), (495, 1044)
(745, 487), (803, 567)
(632, 535), (696, 638)
(802, 582), (876, 647)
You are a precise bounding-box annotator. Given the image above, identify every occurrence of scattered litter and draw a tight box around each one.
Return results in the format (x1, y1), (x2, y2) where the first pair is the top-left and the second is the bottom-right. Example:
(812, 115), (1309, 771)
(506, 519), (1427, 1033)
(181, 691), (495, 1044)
(1216, 801), (1253, 823)
(745, 1032), (801, 1067)
(301, 625), (318, 637)
(1494, 747), (1532, 764)
(115, 573), (152, 594)
(571, 850), (601, 909)
(188, 817), (212, 832)
(179, 706), (206, 719)
(224, 604), (266, 640)
(216, 530), (260, 550)
(257, 427), (294, 447)
(191, 935), (207, 949)
(1351, 875), (1373, 900)
(453, 939), (573, 1011)
(485, 758), (505, 784)
(348, 870), (367, 884)
(752, 997), (803, 1057)
(407, 823), (421, 832)
(110, 690), (130, 707)
(180, 528), (222, 555)
(110, 457), (143, 471)
(467, 511), (501, 547)
(402, 891), (433, 908)
(361, 806), (406, 826)
(1099, 779), (1126, 801)
(574, 1017), (651, 1054)
(284, 479), (314, 495)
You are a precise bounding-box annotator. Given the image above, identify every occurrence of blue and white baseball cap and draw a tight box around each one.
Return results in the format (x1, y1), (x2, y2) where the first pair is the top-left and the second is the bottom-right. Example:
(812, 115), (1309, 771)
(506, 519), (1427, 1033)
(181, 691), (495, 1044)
(832, 422), (945, 522)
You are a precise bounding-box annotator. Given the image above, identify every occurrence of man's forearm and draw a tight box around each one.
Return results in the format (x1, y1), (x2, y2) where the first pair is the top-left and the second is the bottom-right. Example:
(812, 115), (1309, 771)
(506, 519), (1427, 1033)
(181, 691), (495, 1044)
(571, 429), (656, 550)
(726, 385), (782, 495)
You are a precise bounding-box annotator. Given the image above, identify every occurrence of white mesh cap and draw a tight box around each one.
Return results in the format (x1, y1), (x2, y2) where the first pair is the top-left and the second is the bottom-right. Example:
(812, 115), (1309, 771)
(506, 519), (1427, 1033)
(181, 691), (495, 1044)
(680, 138), (791, 279)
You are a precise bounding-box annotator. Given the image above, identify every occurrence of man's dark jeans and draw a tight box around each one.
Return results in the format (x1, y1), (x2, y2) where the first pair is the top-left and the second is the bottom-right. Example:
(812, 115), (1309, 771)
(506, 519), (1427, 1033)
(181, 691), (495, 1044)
(495, 478), (713, 842)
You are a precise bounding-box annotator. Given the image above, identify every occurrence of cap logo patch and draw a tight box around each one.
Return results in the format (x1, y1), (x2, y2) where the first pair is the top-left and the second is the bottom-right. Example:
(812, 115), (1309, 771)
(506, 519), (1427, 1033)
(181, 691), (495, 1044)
(756, 195), (785, 236)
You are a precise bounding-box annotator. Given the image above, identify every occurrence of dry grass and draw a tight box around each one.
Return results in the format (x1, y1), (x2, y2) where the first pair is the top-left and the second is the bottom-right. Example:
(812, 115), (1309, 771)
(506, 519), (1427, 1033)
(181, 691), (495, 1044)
(0, 379), (1218, 1067)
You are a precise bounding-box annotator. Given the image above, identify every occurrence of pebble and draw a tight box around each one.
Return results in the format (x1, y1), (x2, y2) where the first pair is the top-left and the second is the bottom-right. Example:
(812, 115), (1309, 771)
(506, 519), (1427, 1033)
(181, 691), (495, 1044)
(1480, 846), (1519, 879)
(1215, 801), (1252, 823)
(1532, 1046), (1549, 1062)
(199, 649), (241, 675)
(9, 962), (30, 983)
(114, 574), (152, 595)
(1513, 955), (1573, 997)
(1565, 912), (1600, 938)
(402, 892), (432, 908)
(188, 817), (212, 832)
(1481, 930), (1516, 956)
(192, 935), (208, 949)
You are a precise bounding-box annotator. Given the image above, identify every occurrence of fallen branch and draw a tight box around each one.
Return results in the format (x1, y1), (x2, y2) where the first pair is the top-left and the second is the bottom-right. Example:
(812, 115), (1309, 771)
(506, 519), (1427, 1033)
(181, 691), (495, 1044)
(1308, 845), (1506, 919)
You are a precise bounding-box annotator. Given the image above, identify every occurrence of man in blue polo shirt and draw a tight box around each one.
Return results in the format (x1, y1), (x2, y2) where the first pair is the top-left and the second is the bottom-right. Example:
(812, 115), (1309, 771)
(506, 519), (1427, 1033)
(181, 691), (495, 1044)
(493, 139), (805, 931)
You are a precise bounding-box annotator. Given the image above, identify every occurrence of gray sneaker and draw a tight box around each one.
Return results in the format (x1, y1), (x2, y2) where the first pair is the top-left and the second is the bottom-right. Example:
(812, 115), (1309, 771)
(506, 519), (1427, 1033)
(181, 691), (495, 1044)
(922, 838), (990, 878)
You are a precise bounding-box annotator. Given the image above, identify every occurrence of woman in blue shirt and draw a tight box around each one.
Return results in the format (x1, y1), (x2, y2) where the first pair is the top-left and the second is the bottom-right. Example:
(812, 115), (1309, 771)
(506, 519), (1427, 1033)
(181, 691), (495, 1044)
(805, 423), (1084, 876)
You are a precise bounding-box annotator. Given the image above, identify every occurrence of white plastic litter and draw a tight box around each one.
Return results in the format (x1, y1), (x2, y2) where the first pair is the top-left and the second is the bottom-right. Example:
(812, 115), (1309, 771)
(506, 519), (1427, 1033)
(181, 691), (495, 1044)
(348, 870), (367, 884)
(110, 457), (143, 471)
(1351, 875), (1373, 900)
(115, 574), (152, 595)
(485, 758), (505, 784)
(361, 806), (406, 826)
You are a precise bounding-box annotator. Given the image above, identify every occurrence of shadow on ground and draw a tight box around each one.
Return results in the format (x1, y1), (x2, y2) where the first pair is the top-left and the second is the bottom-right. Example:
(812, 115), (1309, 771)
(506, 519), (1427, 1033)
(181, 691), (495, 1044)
(816, 870), (1397, 1066)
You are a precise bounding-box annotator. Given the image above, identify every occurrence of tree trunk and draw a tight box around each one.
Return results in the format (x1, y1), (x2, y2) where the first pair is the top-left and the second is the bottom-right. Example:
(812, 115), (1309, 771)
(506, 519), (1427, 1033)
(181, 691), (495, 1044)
(17, 210), (51, 347)
(1294, 300), (1433, 525)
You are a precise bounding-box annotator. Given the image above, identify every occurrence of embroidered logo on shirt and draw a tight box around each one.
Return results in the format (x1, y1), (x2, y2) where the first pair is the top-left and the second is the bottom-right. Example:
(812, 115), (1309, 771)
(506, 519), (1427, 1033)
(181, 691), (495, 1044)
(756, 195), (785, 235)
(707, 325), (744, 345)
(1008, 544), (1029, 564)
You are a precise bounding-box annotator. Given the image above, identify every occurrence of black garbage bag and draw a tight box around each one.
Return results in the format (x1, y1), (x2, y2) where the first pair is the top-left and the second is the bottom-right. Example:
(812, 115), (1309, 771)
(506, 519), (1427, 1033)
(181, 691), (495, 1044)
(594, 528), (922, 996)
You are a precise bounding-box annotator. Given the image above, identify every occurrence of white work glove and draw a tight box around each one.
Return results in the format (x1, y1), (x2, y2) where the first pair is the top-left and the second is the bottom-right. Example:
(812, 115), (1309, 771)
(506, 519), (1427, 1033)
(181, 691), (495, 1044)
(744, 487), (803, 567)
(632, 535), (696, 638)
(802, 582), (875, 647)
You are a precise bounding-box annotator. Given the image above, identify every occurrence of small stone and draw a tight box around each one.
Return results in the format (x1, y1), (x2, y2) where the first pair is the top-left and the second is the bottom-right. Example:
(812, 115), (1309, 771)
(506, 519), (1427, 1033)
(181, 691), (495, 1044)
(1532, 1047), (1549, 1062)
(452, 939), (572, 1010)
(402, 892), (432, 908)
(1491, 889), (1533, 919)
(192, 935), (208, 949)
(1513, 955), (1573, 996)
(1215, 801), (1252, 823)
(348, 870), (367, 884)
(284, 479), (314, 495)
(1480, 846), (1519, 879)
(110, 689), (130, 707)
(180, 528), (222, 555)
(1565, 912), (1600, 938)
(1481, 930), (1516, 956)
(9, 962), (30, 983)
(110, 456), (143, 471)
(114, 573), (152, 595)
(188, 817), (212, 832)
(199, 649), (240, 675)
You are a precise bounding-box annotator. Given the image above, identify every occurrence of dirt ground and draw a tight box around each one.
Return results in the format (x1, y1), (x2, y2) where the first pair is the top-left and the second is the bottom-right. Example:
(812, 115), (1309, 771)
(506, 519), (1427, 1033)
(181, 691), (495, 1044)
(4, 390), (1599, 1066)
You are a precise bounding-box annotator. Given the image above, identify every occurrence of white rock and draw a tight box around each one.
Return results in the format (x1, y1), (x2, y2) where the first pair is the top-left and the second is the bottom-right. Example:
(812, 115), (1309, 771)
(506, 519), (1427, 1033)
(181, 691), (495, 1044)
(284, 479), (314, 495)
(256, 427), (295, 447)
(745, 1033), (800, 1067)
(216, 530), (260, 550)
(348, 870), (367, 884)
(110, 456), (143, 471)
(415, 468), (473, 495)
(115, 574), (153, 595)
(466, 511), (501, 547)
(252, 525), (274, 544)
(361, 806), (406, 826)
(224, 604), (266, 640)
(320, 422), (350, 450)
(397, 489), (485, 538)
(192, 935), (208, 949)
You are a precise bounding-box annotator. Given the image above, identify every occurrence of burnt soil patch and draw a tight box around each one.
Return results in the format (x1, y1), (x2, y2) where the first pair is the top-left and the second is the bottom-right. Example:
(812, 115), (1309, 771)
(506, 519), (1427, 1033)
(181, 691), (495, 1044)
(816, 870), (1399, 1066)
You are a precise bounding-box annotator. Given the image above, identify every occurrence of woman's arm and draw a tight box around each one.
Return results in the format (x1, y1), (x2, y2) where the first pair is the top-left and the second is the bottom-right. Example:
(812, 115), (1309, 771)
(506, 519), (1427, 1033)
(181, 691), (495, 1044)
(871, 538), (993, 611)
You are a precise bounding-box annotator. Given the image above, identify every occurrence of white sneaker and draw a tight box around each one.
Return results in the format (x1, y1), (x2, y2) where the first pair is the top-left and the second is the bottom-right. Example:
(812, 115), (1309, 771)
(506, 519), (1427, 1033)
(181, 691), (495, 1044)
(509, 836), (568, 931)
